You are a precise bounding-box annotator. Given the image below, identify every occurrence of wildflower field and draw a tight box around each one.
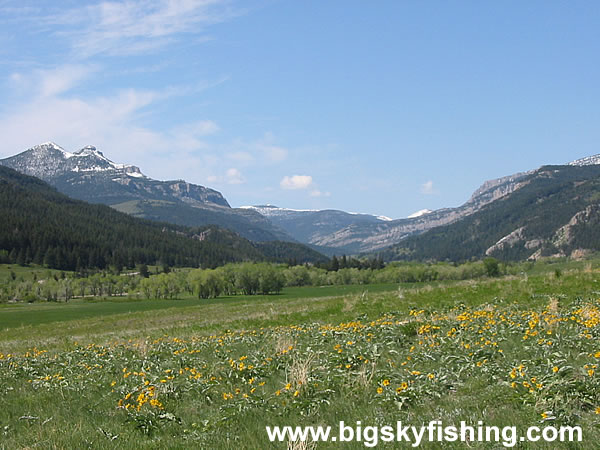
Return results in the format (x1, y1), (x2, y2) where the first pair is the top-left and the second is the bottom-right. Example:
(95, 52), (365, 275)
(1, 268), (600, 448)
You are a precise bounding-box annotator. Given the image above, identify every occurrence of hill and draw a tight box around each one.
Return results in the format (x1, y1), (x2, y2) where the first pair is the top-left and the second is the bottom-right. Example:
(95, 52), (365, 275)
(0, 166), (326, 270)
(378, 164), (600, 261)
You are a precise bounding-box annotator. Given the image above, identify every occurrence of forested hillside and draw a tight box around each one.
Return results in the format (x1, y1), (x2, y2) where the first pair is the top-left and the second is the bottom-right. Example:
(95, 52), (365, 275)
(379, 165), (600, 262)
(0, 142), (294, 243)
(0, 166), (326, 270)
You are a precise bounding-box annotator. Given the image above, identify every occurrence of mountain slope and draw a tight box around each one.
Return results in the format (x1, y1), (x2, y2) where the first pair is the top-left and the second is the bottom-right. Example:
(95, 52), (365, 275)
(244, 170), (531, 255)
(0, 165), (326, 270)
(377, 164), (600, 262)
(0, 143), (292, 242)
(240, 205), (392, 249)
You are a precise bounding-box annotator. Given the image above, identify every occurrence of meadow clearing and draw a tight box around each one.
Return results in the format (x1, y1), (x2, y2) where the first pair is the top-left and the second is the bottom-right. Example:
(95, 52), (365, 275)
(1, 264), (600, 448)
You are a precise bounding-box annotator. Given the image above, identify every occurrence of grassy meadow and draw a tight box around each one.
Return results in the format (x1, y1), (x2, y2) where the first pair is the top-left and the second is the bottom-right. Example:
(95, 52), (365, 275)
(1, 265), (600, 447)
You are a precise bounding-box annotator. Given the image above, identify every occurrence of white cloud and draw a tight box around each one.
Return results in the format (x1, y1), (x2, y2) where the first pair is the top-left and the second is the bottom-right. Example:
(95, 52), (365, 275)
(46, 0), (237, 57)
(8, 64), (96, 98)
(172, 119), (219, 137)
(169, 120), (220, 151)
(0, 88), (158, 157)
(205, 168), (245, 185)
(225, 168), (245, 184)
(0, 65), (224, 183)
(9, 72), (22, 83)
(259, 144), (288, 162)
(309, 189), (331, 198)
(421, 180), (436, 195)
(280, 175), (313, 190)
(38, 65), (97, 97)
(230, 133), (289, 164)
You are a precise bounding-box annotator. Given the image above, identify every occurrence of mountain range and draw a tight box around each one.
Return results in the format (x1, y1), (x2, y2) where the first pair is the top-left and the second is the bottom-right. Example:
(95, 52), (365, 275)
(3, 142), (600, 262)
(242, 171), (531, 254)
(378, 162), (600, 262)
(0, 143), (292, 243)
(0, 164), (327, 271)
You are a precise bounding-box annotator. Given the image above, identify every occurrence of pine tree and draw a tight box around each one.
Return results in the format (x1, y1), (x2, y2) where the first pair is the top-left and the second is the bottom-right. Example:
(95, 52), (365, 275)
(331, 255), (339, 272)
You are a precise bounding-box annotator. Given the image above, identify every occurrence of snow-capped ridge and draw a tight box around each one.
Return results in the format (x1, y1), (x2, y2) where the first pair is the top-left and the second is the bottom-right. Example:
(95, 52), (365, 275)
(69, 145), (143, 174)
(243, 204), (394, 221)
(348, 211), (393, 221)
(408, 209), (433, 219)
(569, 154), (600, 166)
(5, 142), (146, 179)
(0, 142), (233, 212)
(33, 141), (75, 158)
(38, 141), (64, 150)
(75, 145), (103, 157)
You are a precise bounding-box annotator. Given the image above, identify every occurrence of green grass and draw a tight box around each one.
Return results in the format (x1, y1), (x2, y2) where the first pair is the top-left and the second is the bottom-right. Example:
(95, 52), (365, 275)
(0, 283), (400, 331)
(0, 264), (67, 283)
(111, 199), (144, 215)
(1, 270), (600, 448)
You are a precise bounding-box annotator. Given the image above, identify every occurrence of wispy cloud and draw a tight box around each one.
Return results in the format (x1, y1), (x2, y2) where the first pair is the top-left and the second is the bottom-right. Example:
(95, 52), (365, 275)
(43, 0), (238, 58)
(227, 151), (254, 164)
(220, 133), (290, 167)
(169, 120), (220, 151)
(420, 180), (437, 195)
(38, 65), (98, 97)
(225, 168), (245, 184)
(309, 189), (330, 198)
(206, 167), (245, 185)
(8, 64), (97, 98)
(280, 175), (313, 190)
(255, 132), (288, 163)
(0, 64), (222, 178)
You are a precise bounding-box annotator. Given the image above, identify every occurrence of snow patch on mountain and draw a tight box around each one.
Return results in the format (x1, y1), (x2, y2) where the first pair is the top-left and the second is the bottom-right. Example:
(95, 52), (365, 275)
(1, 142), (147, 180)
(38, 141), (75, 158)
(0, 142), (231, 209)
(408, 209), (433, 218)
(569, 154), (600, 166)
(242, 204), (393, 221)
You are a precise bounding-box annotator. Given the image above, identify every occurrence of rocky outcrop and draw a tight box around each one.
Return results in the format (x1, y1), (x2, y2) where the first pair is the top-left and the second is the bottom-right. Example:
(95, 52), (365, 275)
(485, 227), (526, 256)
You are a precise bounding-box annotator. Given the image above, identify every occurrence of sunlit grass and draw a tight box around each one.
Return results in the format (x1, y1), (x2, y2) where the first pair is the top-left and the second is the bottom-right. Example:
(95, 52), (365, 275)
(1, 270), (599, 448)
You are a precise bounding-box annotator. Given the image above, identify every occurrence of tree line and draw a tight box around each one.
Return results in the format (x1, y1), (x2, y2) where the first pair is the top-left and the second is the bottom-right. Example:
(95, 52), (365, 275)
(1, 258), (515, 303)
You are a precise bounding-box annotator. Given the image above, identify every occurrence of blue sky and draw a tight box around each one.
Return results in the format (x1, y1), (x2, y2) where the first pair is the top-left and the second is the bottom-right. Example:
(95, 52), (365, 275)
(1, 1), (599, 218)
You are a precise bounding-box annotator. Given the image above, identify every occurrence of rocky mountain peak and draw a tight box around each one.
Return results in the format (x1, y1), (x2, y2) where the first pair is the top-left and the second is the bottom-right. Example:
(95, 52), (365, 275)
(0, 142), (231, 209)
(75, 145), (103, 157)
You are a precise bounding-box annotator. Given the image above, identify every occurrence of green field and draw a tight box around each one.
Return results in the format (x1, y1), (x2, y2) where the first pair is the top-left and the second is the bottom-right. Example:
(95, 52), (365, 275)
(0, 284), (400, 332)
(1, 269), (600, 448)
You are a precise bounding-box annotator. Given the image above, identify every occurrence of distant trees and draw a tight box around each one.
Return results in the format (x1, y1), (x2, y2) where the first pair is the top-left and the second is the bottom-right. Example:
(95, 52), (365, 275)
(324, 255), (384, 272)
(139, 272), (183, 299)
(483, 257), (500, 277)
(187, 263), (286, 299)
(189, 269), (224, 299)
(0, 258), (526, 305)
(138, 264), (150, 278)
